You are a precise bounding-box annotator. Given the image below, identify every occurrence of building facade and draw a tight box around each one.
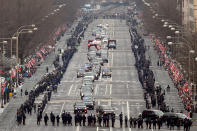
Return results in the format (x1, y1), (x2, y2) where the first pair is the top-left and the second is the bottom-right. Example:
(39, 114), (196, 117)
(182, 0), (195, 31)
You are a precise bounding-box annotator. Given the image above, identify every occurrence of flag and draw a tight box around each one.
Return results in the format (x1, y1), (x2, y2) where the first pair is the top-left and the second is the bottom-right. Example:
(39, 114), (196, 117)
(10, 69), (16, 78)
(177, 73), (183, 82)
(183, 82), (189, 92)
(41, 48), (46, 54)
(0, 70), (4, 74)
(174, 69), (180, 81)
(36, 52), (43, 58)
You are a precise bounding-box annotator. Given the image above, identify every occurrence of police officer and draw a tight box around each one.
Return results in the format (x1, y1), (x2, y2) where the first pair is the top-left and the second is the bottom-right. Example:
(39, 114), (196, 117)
(125, 115), (128, 127)
(22, 113), (26, 125)
(56, 115), (60, 126)
(74, 113), (78, 126)
(50, 112), (55, 126)
(111, 112), (115, 127)
(153, 119), (157, 129)
(37, 113), (41, 125)
(44, 113), (49, 126)
(93, 115), (96, 126)
(68, 112), (72, 126)
(61, 111), (66, 125)
(129, 116), (133, 128)
(98, 114), (102, 127)
(82, 114), (86, 126)
(119, 112), (123, 128)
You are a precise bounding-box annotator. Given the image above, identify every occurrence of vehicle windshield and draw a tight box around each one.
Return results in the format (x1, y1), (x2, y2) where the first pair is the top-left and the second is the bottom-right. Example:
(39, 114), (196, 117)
(154, 110), (164, 116)
(176, 113), (187, 119)
(78, 69), (84, 72)
(75, 103), (85, 106)
(85, 72), (94, 76)
(103, 68), (110, 72)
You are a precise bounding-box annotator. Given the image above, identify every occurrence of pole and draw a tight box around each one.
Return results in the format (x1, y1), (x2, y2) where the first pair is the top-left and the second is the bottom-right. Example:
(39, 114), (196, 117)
(1, 79), (4, 108)
(16, 36), (19, 87)
(189, 51), (191, 82)
(10, 39), (12, 82)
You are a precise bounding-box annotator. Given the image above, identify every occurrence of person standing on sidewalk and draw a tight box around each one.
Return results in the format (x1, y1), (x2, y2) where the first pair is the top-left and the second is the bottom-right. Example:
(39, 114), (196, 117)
(46, 66), (49, 73)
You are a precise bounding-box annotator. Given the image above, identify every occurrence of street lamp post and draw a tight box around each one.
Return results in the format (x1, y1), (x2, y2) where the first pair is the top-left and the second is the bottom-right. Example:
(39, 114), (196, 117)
(0, 40), (7, 108)
(12, 25), (37, 87)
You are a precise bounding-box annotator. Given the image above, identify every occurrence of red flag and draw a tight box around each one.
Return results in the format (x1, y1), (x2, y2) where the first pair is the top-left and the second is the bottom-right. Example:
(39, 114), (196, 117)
(183, 82), (189, 92)
(0, 70), (4, 74)
(10, 69), (16, 78)
(36, 52), (43, 58)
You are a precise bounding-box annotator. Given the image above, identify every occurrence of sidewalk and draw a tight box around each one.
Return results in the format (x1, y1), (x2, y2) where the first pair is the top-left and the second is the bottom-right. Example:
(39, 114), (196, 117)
(144, 37), (186, 113)
(0, 20), (80, 130)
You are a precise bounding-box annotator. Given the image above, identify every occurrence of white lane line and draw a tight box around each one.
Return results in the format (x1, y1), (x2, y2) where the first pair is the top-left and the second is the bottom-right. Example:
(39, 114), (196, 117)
(59, 101), (65, 116)
(127, 84), (129, 95)
(127, 101), (131, 131)
(122, 103), (125, 131)
(94, 84), (98, 95)
(110, 126), (113, 131)
(110, 84), (112, 95)
(98, 100), (100, 105)
(111, 49), (114, 67)
(67, 84), (73, 96)
(76, 126), (80, 131)
(73, 84), (77, 92)
(99, 72), (102, 80)
(97, 127), (99, 131)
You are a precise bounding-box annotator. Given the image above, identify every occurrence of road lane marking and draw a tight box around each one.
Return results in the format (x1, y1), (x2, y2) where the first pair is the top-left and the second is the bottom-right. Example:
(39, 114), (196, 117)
(97, 127), (99, 131)
(73, 84), (77, 92)
(98, 99), (100, 105)
(111, 49), (114, 67)
(110, 126), (113, 131)
(127, 101), (132, 131)
(76, 126), (80, 131)
(122, 103), (125, 131)
(94, 84), (98, 95)
(110, 84), (112, 95)
(99, 72), (102, 80)
(59, 101), (65, 116)
(68, 84), (73, 96)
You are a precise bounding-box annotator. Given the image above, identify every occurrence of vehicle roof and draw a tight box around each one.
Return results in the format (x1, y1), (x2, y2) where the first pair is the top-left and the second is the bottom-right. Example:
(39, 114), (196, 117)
(75, 102), (86, 106)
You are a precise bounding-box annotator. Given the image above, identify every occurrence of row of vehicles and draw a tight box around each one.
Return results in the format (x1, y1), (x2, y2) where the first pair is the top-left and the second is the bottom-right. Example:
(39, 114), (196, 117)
(74, 23), (115, 114)
(142, 109), (190, 125)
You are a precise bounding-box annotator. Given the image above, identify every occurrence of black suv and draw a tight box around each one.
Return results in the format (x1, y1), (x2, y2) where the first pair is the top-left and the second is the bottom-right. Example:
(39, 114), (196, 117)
(142, 109), (164, 120)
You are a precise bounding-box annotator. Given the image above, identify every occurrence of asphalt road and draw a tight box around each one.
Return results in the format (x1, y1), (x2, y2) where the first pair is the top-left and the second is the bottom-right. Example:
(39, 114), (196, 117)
(10, 7), (197, 131)
(11, 18), (147, 131)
